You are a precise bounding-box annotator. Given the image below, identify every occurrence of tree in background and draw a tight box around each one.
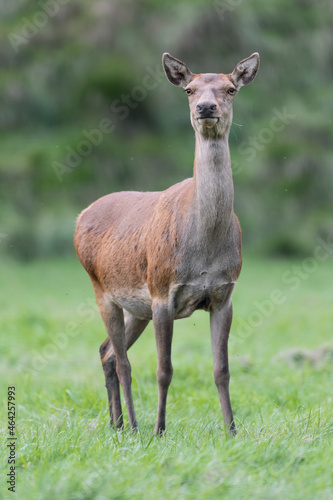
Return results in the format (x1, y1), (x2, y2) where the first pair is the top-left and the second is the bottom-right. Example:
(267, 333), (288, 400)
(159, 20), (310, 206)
(0, 0), (332, 259)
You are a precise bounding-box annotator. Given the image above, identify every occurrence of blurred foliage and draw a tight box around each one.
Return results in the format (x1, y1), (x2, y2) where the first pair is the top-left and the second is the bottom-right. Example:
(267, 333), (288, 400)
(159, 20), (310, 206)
(0, 0), (332, 260)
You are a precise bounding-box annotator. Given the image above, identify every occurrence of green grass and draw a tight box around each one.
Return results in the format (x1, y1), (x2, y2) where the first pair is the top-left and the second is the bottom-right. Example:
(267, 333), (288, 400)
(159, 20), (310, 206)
(1, 255), (332, 499)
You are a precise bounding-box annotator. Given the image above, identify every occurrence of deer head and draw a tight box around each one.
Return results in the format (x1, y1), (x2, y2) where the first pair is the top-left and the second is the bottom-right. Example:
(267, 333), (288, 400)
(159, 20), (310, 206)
(163, 52), (260, 139)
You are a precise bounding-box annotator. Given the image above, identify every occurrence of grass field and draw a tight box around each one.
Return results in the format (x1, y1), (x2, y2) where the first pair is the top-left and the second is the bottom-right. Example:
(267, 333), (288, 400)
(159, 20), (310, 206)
(1, 254), (332, 499)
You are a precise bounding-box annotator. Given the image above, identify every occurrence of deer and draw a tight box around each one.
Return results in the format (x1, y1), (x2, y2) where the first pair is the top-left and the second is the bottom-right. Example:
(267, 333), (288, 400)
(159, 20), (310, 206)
(74, 51), (260, 436)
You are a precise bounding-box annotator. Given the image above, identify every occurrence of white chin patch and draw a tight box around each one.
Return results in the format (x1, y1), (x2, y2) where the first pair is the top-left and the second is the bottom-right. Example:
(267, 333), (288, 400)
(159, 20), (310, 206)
(197, 117), (219, 128)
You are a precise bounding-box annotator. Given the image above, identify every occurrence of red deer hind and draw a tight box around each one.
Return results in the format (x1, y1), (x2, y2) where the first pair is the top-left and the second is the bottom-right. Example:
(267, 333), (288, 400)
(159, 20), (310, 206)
(74, 52), (260, 435)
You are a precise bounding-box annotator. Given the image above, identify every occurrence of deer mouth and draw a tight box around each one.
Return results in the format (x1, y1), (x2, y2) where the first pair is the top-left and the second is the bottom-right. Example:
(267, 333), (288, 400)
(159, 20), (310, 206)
(197, 117), (219, 127)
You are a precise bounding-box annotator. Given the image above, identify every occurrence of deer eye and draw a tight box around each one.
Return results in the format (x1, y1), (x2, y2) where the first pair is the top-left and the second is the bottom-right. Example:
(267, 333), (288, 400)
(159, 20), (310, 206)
(185, 88), (193, 96)
(227, 88), (237, 95)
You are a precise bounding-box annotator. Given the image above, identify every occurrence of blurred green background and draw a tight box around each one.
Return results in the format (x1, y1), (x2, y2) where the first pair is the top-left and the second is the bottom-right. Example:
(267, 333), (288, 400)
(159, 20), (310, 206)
(1, 5), (332, 498)
(0, 0), (332, 261)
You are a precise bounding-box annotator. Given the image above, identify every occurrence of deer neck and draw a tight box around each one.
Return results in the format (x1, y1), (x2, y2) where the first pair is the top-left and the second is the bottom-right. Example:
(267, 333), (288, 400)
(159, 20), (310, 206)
(191, 132), (234, 236)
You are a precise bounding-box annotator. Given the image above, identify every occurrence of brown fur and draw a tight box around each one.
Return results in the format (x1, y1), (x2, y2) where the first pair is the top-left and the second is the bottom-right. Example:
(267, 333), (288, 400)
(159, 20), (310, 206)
(74, 52), (259, 435)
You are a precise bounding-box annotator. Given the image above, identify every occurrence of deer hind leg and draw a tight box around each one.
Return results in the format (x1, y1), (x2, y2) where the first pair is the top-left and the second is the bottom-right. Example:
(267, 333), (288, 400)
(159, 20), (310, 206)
(100, 337), (122, 428)
(92, 283), (136, 430)
(98, 302), (149, 429)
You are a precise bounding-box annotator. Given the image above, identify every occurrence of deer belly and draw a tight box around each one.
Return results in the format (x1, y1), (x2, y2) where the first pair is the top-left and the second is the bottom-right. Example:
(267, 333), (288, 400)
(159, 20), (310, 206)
(174, 282), (235, 319)
(107, 281), (235, 321)
(110, 285), (153, 320)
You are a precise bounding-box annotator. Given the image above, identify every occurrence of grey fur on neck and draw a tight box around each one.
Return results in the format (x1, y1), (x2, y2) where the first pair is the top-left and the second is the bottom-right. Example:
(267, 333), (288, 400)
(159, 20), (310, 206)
(192, 132), (234, 236)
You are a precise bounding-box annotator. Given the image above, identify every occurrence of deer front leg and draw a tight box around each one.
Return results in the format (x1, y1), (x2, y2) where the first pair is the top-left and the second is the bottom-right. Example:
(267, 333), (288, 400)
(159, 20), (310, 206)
(210, 302), (236, 436)
(152, 302), (174, 435)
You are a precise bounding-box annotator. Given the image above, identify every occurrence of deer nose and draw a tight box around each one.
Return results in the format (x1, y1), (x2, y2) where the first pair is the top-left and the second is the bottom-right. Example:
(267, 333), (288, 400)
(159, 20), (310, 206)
(196, 103), (217, 115)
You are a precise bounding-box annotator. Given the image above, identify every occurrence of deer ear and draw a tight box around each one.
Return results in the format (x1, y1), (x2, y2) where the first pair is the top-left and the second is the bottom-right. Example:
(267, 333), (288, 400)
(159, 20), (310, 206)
(230, 52), (260, 88)
(162, 53), (194, 87)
